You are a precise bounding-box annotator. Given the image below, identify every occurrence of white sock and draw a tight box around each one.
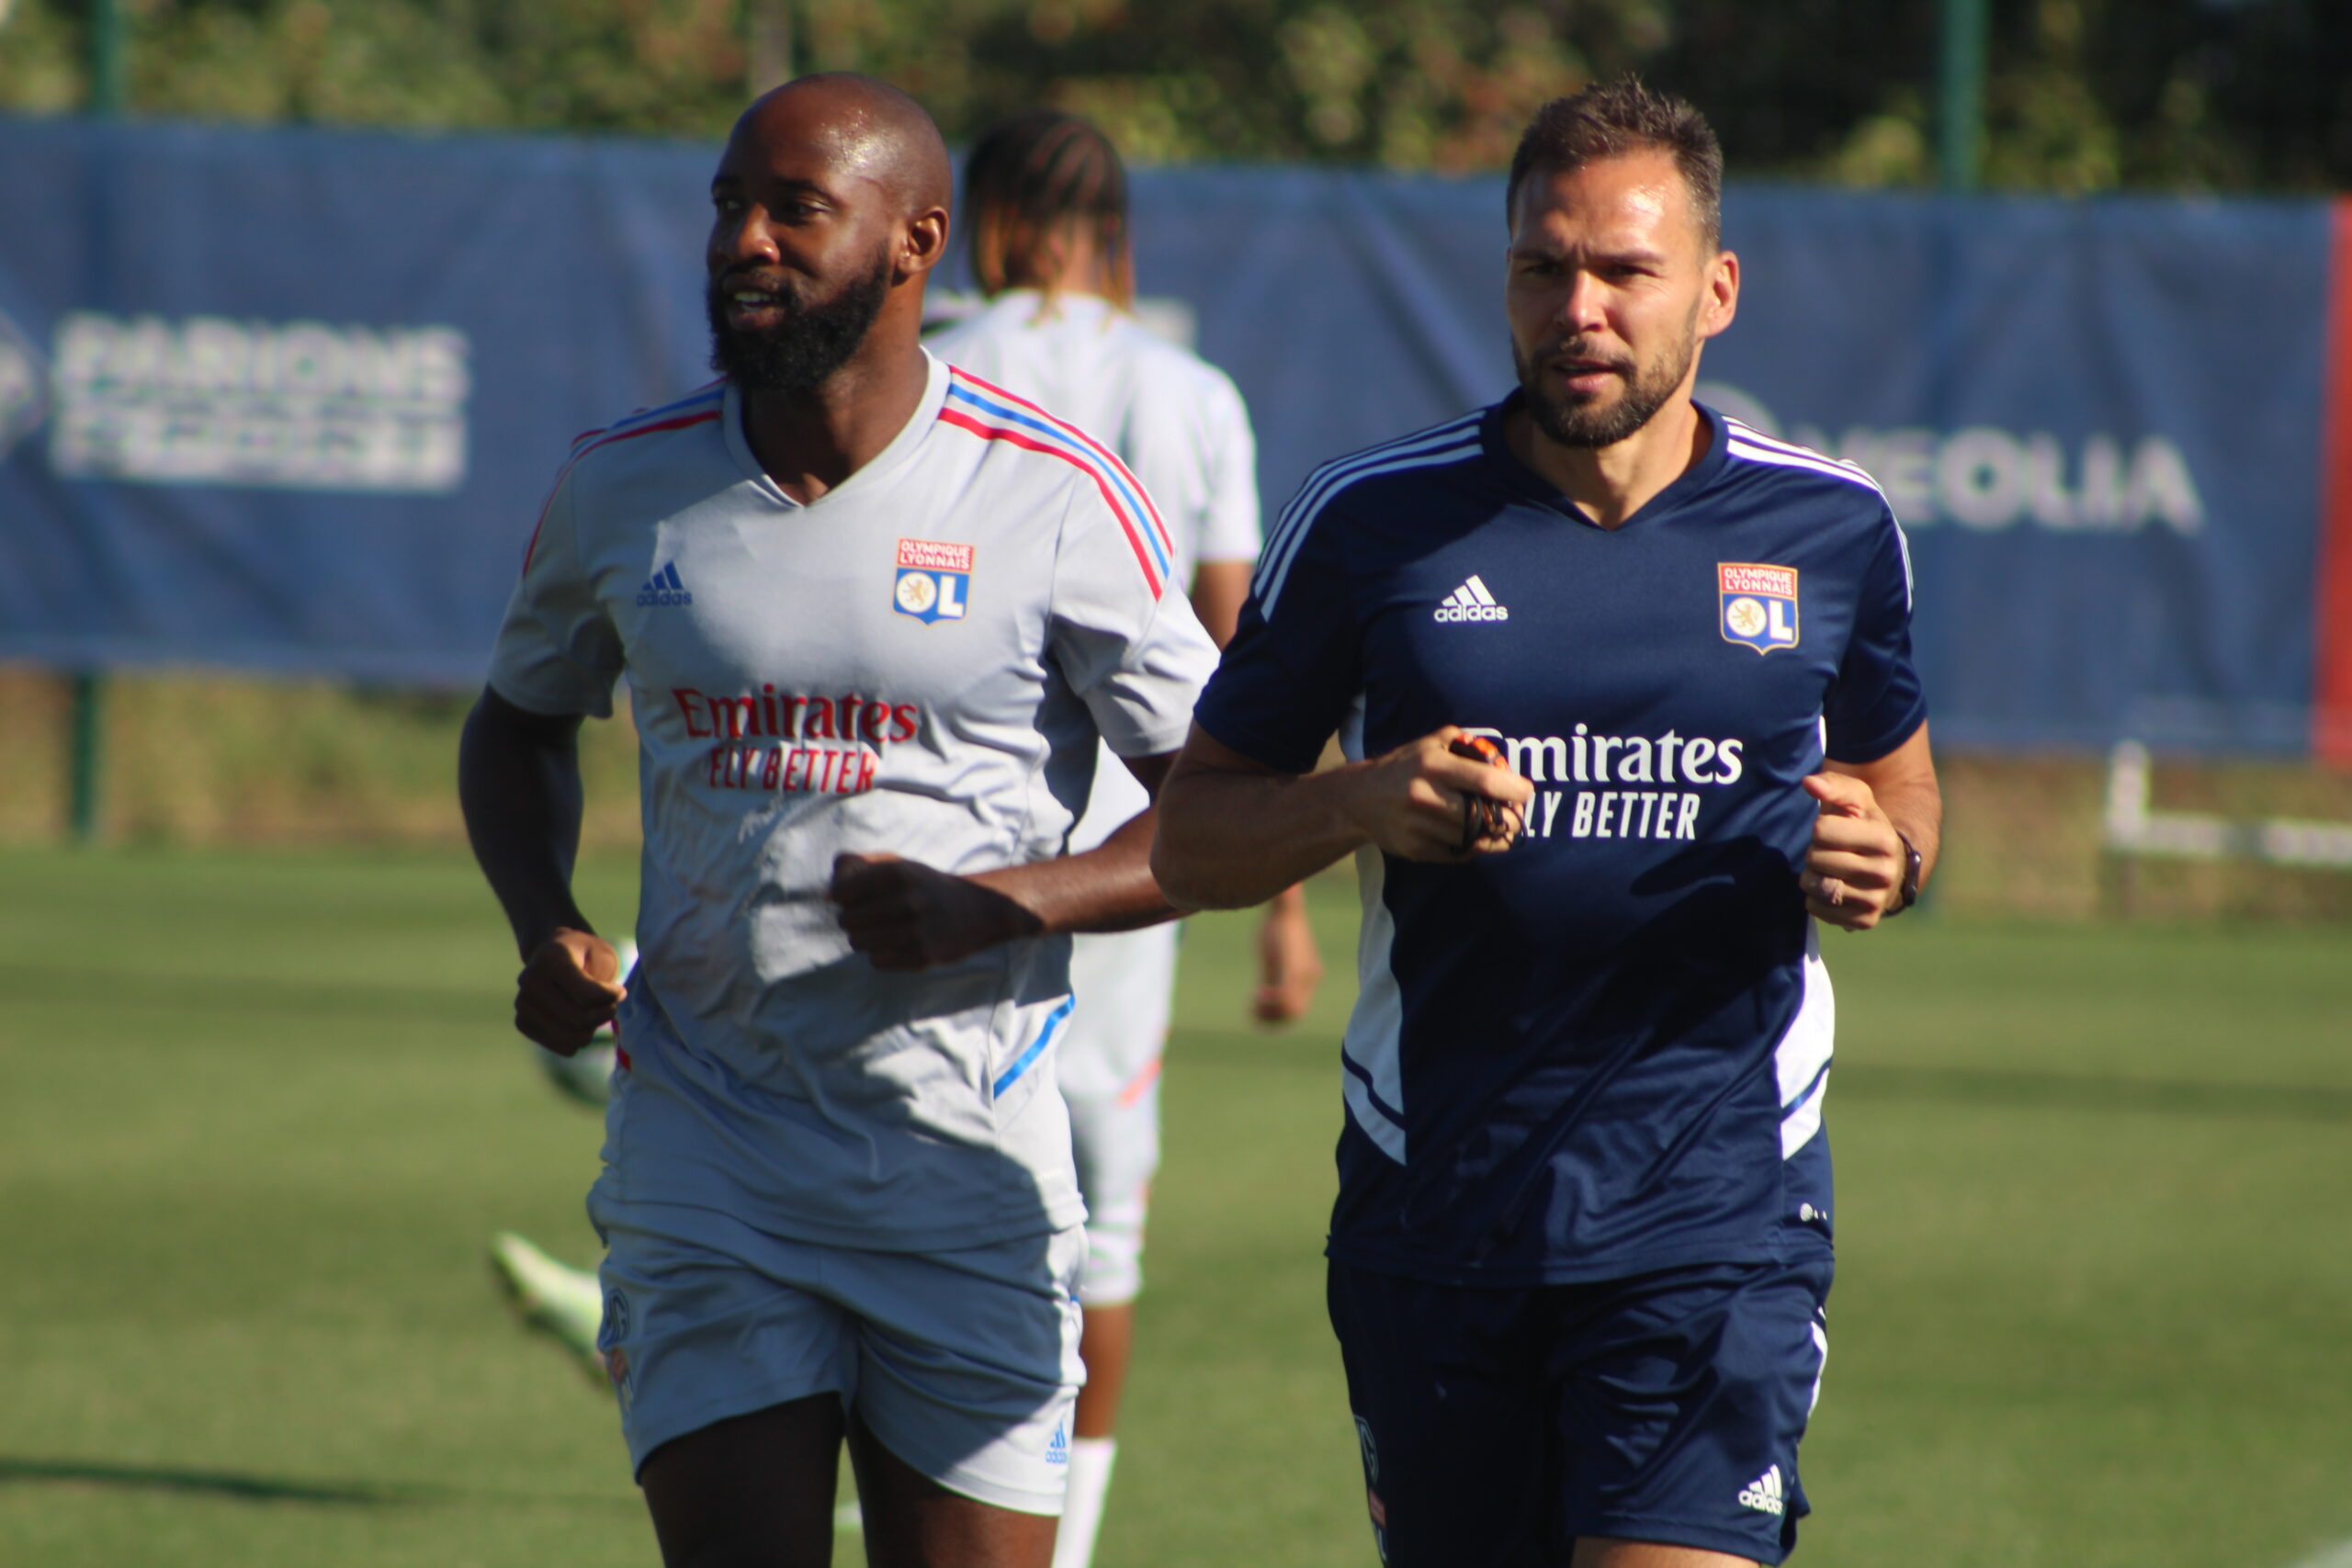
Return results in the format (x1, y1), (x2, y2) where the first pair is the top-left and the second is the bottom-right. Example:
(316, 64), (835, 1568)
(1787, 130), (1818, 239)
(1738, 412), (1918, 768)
(1052, 1437), (1117, 1568)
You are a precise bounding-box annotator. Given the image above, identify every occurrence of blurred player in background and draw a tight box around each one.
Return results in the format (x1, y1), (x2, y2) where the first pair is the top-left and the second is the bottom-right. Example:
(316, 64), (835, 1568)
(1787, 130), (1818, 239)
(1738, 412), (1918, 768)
(462, 73), (1217, 1568)
(925, 107), (1322, 1568)
(1154, 80), (1939, 1567)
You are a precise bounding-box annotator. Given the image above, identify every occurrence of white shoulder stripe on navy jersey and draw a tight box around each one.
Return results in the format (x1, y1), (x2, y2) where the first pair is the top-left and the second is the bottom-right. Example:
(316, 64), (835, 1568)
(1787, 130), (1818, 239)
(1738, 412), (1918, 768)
(1724, 435), (1914, 611)
(1253, 415), (1484, 599)
(1257, 438), (1483, 619)
(1724, 438), (1888, 498)
(1255, 416), (1482, 598)
(1721, 423), (1887, 484)
(1719, 417), (1872, 468)
(1257, 432), (1483, 603)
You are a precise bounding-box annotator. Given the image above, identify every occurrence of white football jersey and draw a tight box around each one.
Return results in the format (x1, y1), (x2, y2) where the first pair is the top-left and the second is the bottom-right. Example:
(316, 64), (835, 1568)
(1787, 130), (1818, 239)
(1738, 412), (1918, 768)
(929, 290), (1261, 851)
(487, 351), (1216, 1250)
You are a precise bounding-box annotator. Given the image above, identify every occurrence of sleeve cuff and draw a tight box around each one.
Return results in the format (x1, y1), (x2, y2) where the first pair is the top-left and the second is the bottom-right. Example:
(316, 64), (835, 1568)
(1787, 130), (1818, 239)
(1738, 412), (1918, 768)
(1823, 704), (1927, 766)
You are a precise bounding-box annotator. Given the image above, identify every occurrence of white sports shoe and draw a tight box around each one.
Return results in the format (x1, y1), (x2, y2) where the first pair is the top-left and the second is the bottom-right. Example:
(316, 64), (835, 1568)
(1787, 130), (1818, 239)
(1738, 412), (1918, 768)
(488, 1230), (606, 1382)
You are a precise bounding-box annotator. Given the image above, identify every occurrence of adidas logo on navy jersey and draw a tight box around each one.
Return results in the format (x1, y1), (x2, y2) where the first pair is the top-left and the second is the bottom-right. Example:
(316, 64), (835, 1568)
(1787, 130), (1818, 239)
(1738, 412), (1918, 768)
(1434, 574), (1509, 622)
(1737, 1464), (1788, 1517)
(637, 561), (692, 608)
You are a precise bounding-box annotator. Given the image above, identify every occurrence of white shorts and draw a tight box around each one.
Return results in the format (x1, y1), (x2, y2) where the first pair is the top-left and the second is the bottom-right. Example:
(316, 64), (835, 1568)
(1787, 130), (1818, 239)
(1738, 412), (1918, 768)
(591, 1198), (1087, 1516)
(1061, 925), (1178, 1306)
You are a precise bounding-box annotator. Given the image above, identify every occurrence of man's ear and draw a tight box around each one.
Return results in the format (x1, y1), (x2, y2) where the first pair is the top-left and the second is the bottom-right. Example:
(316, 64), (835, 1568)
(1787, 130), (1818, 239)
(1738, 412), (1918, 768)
(900, 208), (949, 280)
(1700, 248), (1740, 341)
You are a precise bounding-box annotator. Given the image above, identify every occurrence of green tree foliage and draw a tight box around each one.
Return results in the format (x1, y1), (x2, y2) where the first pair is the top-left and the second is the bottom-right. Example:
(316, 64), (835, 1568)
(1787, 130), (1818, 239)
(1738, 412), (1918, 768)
(0, 0), (754, 130)
(2, 0), (2346, 191)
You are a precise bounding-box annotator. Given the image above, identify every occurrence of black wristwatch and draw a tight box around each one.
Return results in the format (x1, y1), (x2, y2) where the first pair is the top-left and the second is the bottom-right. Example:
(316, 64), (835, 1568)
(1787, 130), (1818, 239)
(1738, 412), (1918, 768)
(1887, 831), (1922, 915)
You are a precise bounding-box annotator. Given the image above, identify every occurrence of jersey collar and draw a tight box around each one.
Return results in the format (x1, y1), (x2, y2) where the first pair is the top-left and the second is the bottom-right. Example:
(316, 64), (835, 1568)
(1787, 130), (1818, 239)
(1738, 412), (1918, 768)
(1481, 391), (1730, 531)
(983, 288), (1118, 333)
(720, 351), (953, 509)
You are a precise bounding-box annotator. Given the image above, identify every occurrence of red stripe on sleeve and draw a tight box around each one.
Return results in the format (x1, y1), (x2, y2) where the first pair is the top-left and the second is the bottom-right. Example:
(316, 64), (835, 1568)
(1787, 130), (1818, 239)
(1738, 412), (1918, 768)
(940, 407), (1166, 596)
(950, 369), (1177, 560)
(577, 409), (721, 457)
(520, 410), (720, 575)
(2317, 198), (2352, 767)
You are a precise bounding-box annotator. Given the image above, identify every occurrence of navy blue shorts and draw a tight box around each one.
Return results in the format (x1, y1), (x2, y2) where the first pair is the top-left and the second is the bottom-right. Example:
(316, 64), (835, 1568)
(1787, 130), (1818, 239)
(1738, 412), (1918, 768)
(1329, 1248), (1833, 1565)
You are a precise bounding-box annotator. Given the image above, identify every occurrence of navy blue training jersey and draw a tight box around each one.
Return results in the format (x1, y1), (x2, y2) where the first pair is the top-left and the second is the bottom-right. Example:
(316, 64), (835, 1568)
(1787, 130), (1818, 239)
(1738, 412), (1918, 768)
(1193, 399), (1927, 1285)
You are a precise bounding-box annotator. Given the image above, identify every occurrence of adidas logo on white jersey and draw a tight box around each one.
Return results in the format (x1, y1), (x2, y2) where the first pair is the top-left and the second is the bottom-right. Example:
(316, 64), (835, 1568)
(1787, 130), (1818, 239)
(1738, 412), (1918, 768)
(637, 561), (692, 608)
(1433, 574), (1509, 623)
(1737, 1464), (1787, 1517)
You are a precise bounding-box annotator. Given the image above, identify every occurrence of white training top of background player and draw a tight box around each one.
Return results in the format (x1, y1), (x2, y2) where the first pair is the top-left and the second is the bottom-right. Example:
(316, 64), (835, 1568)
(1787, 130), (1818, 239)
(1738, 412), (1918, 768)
(487, 351), (1217, 1248)
(929, 290), (1261, 852)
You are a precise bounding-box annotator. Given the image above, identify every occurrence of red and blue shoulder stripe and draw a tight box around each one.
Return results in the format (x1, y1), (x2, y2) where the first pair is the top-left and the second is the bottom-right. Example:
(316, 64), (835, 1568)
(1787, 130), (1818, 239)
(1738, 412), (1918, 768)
(567, 379), (728, 453)
(524, 381), (726, 572)
(940, 368), (1175, 598)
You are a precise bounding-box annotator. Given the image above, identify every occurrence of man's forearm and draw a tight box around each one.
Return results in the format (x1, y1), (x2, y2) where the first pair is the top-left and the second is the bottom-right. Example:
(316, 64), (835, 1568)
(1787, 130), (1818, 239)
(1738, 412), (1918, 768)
(1833, 724), (1943, 892)
(1876, 778), (1942, 890)
(1153, 763), (1366, 910)
(458, 689), (594, 958)
(971, 808), (1180, 937)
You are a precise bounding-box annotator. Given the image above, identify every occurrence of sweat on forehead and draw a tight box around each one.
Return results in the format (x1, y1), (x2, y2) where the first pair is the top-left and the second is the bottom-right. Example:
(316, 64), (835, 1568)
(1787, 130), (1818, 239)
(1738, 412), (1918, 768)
(730, 73), (952, 212)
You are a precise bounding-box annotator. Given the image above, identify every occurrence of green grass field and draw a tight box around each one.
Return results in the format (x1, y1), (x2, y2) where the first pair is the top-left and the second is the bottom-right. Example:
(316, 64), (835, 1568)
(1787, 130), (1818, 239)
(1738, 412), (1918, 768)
(3, 842), (2350, 1567)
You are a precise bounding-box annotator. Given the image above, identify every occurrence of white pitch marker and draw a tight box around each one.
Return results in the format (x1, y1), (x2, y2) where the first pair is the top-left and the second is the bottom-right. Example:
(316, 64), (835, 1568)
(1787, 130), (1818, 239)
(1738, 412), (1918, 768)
(2283, 1540), (2352, 1568)
(835, 1501), (863, 1533)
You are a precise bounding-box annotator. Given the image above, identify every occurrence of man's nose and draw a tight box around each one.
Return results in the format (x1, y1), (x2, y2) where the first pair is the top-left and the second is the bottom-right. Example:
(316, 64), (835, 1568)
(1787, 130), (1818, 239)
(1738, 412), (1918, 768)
(711, 207), (780, 272)
(1557, 270), (1608, 333)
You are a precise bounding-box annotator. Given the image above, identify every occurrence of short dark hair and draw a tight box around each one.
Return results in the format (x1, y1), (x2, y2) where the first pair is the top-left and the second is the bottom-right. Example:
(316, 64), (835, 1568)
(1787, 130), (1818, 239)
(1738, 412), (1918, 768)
(1506, 78), (1724, 252)
(962, 109), (1134, 308)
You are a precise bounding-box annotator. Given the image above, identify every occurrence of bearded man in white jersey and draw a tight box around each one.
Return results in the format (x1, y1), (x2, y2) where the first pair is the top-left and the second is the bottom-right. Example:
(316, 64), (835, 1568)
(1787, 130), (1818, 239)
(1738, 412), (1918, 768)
(460, 74), (1217, 1568)
(925, 108), (1322, 1568)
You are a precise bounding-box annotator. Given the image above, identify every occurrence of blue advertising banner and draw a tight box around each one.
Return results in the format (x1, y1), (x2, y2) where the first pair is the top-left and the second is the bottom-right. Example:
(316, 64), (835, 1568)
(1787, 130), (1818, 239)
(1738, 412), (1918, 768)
(0, 118), (712, 684)
(1700, 194), (2331, 754)
(0, 116), (2337, 752)
(1135, 174), (2336, 755)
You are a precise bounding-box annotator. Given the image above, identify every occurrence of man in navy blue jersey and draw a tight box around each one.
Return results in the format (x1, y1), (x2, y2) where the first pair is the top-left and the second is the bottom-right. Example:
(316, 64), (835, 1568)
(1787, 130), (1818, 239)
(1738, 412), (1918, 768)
(1152, 79), (1939, 1568)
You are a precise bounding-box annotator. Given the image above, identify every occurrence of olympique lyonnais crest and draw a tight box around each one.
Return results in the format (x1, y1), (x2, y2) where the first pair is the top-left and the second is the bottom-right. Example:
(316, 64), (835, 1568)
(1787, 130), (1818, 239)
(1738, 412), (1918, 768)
(1718, 562), (1800, 654)
(894, 537), (974, 624)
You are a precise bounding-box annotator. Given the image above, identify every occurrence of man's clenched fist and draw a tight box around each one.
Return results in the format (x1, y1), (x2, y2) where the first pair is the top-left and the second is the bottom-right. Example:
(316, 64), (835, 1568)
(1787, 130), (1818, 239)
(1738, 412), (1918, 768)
(515, 928), (626, 1055)
(830, 852), (1043, 972)
(1799, 773), (1906, 930)
(1338, 726), (1534, 864)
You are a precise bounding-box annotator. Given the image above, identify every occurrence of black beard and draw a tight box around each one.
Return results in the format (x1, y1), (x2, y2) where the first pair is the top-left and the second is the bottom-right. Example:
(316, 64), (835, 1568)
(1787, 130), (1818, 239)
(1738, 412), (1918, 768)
(1513, 322), (1698, 449)
(707, 252), (893, 394)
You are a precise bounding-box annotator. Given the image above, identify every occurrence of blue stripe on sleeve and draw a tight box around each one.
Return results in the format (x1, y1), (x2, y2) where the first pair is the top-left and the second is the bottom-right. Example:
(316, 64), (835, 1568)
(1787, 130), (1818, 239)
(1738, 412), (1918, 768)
(945, 383), (1176, 581)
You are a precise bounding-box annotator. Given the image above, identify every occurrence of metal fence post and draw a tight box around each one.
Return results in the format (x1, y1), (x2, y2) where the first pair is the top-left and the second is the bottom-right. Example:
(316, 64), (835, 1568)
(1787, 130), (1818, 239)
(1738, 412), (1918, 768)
(68, 674), (105, 841)
(69, 0), (127, 842)
(92, 0), (127, 115)
(1939, 0), (1987, 192)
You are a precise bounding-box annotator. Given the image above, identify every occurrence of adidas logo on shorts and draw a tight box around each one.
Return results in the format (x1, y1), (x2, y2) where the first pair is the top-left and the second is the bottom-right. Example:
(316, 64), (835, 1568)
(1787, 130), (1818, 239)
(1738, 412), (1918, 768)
(1433, 574), (1508, 623)
(1046, 1424), (1069, 1466)
(1737, 1463), (1787, 1517)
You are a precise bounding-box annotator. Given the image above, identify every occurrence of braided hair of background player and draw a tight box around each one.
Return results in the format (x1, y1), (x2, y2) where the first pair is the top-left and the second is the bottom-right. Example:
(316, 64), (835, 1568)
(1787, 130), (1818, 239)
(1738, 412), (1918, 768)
(962, 108), (1136, 310)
